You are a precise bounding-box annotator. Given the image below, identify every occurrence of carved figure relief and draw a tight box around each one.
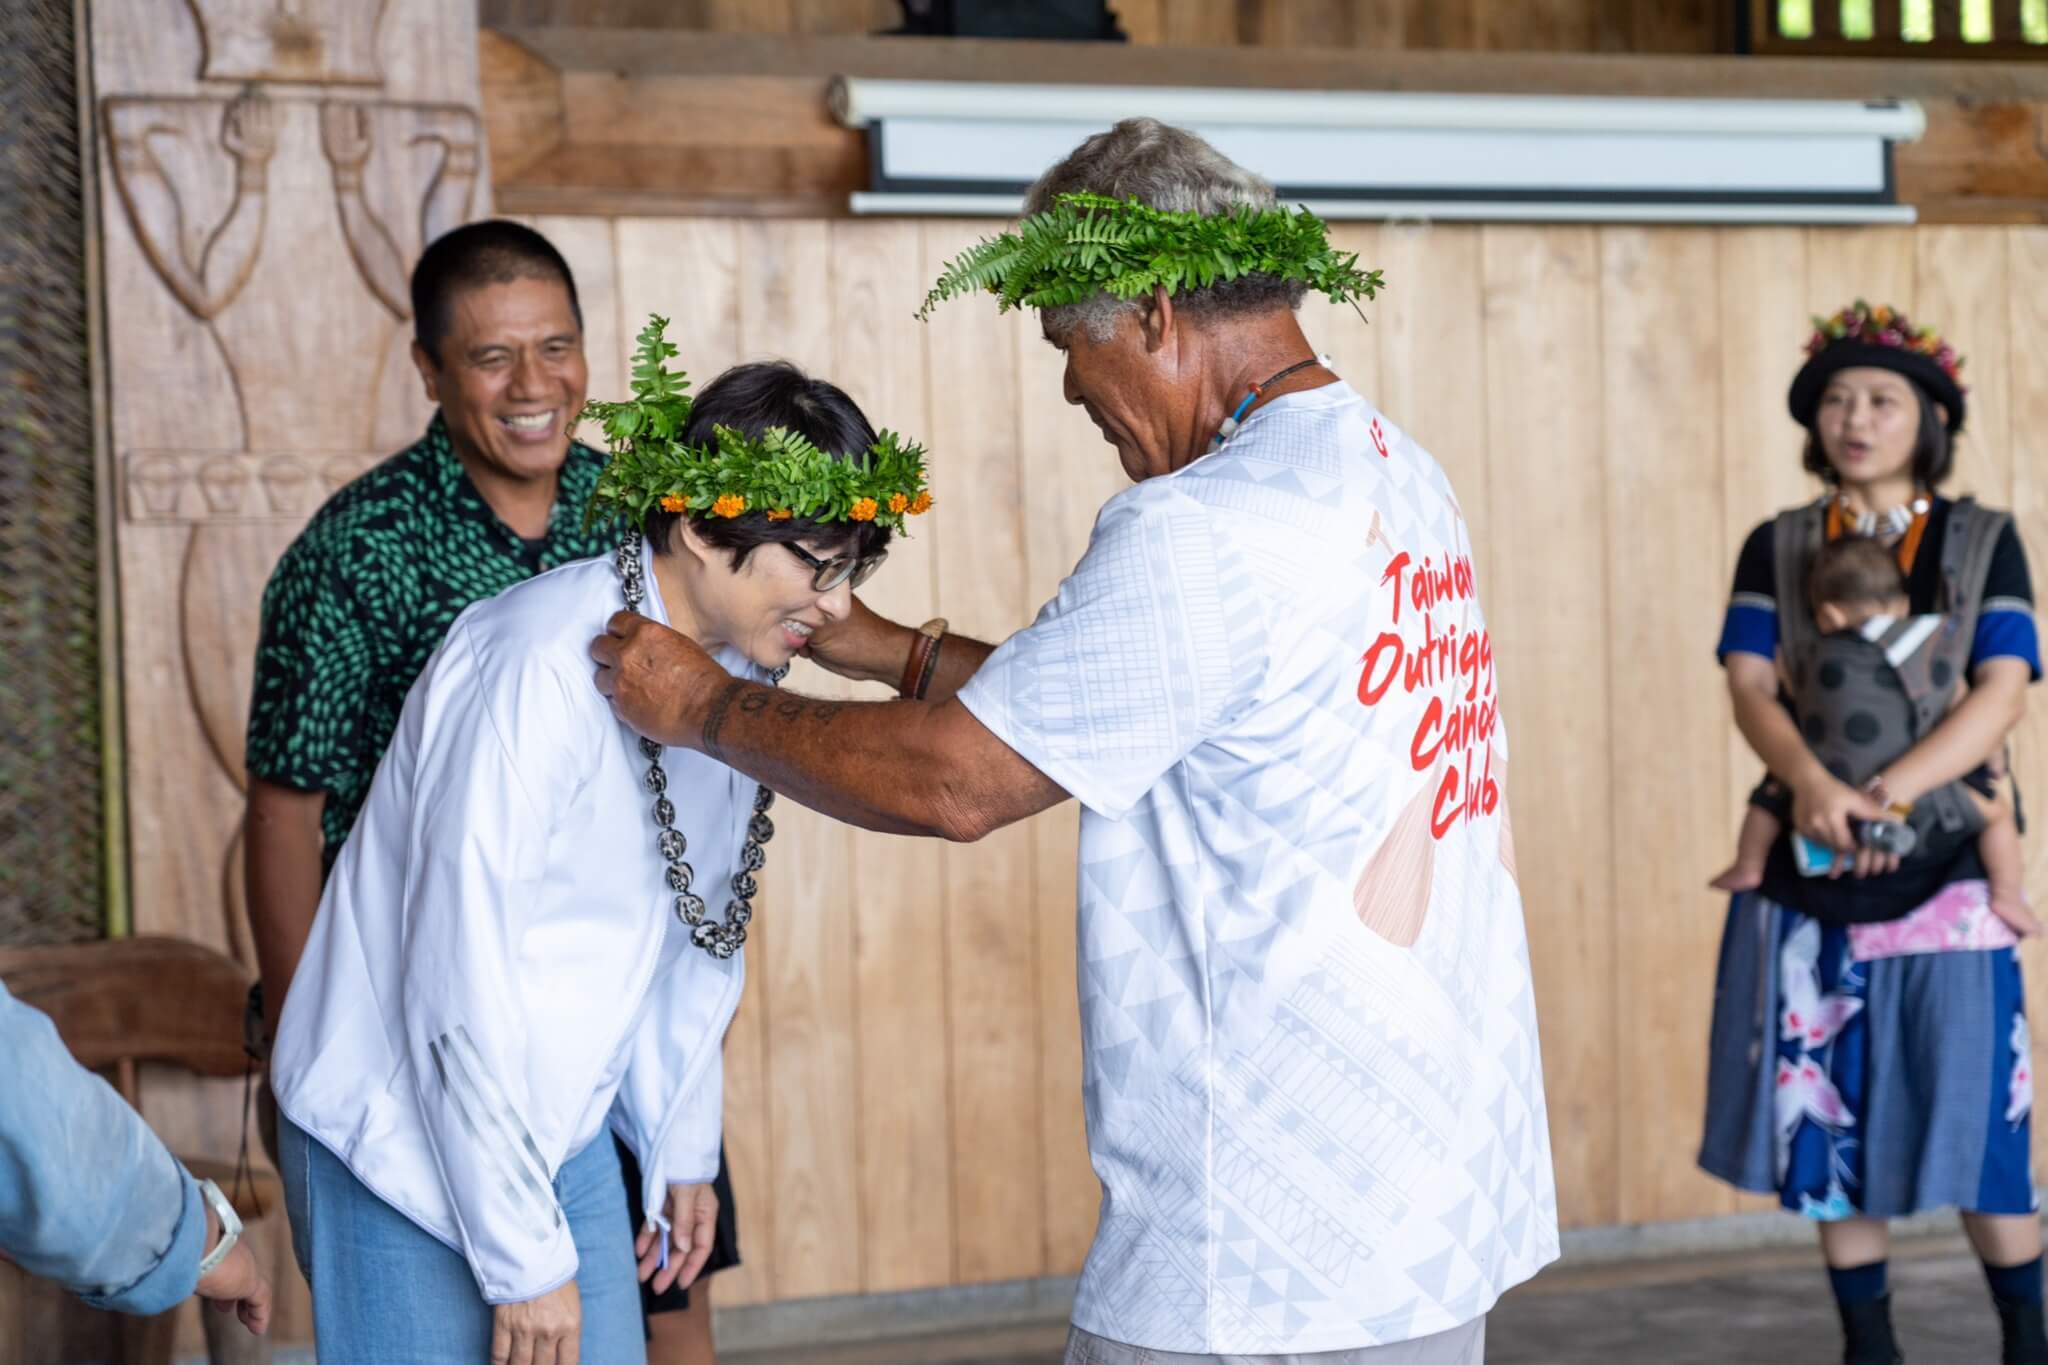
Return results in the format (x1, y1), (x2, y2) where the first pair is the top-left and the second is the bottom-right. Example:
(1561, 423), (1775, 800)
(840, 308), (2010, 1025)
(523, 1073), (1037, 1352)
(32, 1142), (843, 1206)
(122, 450), (378, 524)
(107, 91), (480, 333)
(186, 0), (390, 86)
(321, 100), (481, 319)
(102, 2), (486, 980)
(105, 90), (276, 322)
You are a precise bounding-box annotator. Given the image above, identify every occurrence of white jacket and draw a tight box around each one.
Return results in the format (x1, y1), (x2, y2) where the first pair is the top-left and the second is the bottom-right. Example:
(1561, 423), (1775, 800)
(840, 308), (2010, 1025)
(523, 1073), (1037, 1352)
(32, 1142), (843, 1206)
(272, 546), (763, 1304)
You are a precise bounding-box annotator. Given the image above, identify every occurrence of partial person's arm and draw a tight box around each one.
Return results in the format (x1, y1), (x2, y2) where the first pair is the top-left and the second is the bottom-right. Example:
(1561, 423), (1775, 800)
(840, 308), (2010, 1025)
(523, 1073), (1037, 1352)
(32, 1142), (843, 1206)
(0, 984), (270, 1330)
(591, 641), (1060, 841)
(245, 538), (377, 1034)
(1725, 653), (1824, 788)
(721, 592), (1043, 838)
(1878, 657), (2030, 805)
(616, 1023), (722, 1297)
(1882, 521), (2039, 807)
(801, 594), (995, 704)
(594, 486), (1262, 842)
(242, 778), (325, 1036)
(1726, 652), (1886, 855)
(610, 923), (740, 1295)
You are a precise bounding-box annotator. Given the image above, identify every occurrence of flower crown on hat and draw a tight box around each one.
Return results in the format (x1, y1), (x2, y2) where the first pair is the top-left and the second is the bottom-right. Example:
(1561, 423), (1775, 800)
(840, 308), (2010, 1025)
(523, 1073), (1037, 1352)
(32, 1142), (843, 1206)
(917, 191), (1384, 322)
(1806, 300), (1966, 393)
(583, 315), (932, 532)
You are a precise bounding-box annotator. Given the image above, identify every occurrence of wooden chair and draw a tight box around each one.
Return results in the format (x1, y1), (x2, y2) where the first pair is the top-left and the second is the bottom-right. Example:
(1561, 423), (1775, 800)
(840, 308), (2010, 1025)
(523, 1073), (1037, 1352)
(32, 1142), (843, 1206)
(0, 937), (280, 1365)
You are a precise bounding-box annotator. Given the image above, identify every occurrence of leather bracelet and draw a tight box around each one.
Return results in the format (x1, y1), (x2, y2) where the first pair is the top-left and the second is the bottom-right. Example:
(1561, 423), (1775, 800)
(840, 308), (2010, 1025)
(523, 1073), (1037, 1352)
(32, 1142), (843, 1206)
(898, 618), (948, 699)
(913, 633), (945, 701)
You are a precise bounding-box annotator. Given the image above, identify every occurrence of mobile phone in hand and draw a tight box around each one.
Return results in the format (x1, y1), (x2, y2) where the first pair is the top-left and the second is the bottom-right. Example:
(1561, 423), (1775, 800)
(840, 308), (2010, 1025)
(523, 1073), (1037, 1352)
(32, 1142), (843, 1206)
(1791, 832), (1841, 877)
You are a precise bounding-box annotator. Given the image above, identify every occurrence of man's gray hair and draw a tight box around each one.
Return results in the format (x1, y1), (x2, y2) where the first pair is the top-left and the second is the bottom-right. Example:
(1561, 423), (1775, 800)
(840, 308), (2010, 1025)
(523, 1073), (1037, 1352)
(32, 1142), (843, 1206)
(1024, 117), (1309, 343)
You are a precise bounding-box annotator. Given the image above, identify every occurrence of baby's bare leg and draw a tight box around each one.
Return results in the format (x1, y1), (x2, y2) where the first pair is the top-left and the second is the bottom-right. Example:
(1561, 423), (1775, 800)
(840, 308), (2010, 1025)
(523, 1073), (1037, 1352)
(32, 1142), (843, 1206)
(1711, 804), (1781, 893)
(1967, 784), (2039, 936)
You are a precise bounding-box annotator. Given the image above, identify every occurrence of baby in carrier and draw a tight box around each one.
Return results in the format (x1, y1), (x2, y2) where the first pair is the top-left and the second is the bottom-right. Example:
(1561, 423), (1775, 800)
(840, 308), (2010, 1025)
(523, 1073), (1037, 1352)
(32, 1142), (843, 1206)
(1711, 536), (2034, 933)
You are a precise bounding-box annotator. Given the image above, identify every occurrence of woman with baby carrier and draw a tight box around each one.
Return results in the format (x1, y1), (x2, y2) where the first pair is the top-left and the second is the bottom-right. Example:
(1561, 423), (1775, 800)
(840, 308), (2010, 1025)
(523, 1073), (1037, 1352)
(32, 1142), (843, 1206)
(1699, 301), (2043, 1365)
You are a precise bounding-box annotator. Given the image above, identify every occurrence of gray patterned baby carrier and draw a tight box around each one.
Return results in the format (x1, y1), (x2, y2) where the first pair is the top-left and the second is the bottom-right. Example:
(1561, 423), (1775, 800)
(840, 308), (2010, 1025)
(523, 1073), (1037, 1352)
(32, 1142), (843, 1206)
(1773, 496), (2011, 856)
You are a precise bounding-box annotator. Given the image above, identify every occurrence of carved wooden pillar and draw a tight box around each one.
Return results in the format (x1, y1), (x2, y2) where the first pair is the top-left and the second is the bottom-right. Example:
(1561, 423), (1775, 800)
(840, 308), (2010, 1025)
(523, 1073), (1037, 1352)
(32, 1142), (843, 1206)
(85, 0), (490, 1350)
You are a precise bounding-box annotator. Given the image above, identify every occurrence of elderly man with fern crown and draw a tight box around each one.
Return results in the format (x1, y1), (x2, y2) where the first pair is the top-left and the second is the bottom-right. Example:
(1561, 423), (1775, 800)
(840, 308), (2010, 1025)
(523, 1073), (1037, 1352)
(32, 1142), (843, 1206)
(268, 346), (928, 1365)
(592, 118), (1557, 1364)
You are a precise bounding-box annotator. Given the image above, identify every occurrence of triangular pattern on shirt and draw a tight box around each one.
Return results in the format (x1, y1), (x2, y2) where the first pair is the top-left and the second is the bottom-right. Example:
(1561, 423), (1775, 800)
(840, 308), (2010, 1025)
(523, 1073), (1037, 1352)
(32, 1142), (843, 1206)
(1217, 922), (1282, 983)
(1124, 900), (1183, 956)
(1211, 965), (1252, 1015)
(1155, 951), (1203, 1002)
(1085, 949), (1142, 1006)
(1128, 993), (1185, 1052)
(1084, 848), (1147, 906)
(1501, 1203), (1531, 1258)
(1442, 1192), (1480, 1245)
(1093, 1038), (1139, 1094)
(1405, 1245), (1457, 1307)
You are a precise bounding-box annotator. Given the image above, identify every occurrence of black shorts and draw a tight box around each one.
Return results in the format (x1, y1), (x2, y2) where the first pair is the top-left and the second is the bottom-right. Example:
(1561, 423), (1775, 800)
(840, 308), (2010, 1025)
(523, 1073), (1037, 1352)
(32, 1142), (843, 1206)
(615, 1137), (740, 1315)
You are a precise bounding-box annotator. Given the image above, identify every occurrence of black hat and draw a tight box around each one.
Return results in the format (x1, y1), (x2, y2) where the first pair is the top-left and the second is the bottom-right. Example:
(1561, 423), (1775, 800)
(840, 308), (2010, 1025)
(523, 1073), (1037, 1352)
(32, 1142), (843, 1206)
(1788, 303), (1966, 435)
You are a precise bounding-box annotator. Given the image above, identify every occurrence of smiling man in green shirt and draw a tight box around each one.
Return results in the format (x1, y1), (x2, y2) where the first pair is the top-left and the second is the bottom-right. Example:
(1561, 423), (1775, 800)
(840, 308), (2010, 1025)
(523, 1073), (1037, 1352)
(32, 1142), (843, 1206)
(245, 219), (607, 958)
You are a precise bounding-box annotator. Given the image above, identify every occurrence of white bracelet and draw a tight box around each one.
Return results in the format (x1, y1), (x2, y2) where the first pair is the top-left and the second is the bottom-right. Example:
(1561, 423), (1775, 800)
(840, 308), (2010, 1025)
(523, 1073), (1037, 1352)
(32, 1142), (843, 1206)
(195, 1178), (242, 1279)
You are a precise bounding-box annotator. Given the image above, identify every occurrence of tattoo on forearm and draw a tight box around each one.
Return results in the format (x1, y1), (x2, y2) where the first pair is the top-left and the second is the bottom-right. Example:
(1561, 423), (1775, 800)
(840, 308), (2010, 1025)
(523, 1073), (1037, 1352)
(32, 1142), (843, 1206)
(699, 680), (749, 762)
(705, 683), (847, 761)
(772, 694), (845, 725)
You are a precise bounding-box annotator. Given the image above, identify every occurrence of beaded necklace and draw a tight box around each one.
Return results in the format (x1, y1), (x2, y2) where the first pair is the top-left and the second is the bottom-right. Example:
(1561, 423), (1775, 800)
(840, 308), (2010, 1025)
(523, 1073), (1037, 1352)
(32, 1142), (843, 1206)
(1826, 487), (1932, 575)
(615, 528), (782, 960)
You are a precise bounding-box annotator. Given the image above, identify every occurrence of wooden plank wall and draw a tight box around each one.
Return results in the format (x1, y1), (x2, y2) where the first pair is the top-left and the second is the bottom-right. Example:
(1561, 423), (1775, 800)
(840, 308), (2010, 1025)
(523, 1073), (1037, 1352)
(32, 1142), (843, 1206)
(480, 0), (1728, 53)
(514, 216), (2048, 1305)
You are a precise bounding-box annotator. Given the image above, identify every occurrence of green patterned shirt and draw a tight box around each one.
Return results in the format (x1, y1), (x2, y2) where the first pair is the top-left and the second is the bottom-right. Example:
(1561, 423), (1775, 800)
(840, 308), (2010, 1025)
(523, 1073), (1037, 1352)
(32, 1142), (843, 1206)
(245, 414), (616, 874)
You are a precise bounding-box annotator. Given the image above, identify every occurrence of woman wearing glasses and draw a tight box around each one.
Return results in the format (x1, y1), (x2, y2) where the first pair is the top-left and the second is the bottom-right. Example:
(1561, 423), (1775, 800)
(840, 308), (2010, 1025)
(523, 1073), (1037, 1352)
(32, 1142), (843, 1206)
(269, 358), (918, 1365)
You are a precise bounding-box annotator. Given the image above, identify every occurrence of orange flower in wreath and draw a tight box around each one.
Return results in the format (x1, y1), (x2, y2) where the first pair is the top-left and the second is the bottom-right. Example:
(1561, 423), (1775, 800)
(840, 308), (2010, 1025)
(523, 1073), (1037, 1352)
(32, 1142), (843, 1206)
(659, 494), (687, 513)
(767, 507), (793, 521)
(887, 493), (910, 516)
(907, 491), (933, 516)
(712, 493), (746, 518)
(849, 498), (878, 523)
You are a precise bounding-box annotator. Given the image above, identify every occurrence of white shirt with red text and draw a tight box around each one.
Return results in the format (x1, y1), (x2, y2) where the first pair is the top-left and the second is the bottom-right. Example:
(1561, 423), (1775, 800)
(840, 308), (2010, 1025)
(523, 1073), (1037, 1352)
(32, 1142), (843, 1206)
(958, 381), (1557, 1353)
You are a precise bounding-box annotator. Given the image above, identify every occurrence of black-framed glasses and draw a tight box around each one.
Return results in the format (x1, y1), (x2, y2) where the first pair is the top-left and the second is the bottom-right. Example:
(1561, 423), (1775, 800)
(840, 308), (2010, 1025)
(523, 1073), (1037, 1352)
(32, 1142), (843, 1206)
(784, 542), (887, 593)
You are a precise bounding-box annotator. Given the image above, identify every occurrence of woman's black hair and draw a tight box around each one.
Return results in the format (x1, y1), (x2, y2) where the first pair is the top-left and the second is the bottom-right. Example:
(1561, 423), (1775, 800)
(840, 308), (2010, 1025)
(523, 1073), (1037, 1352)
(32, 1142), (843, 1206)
(1801, 372), (1954, 489)
(643, 361), (892, 567)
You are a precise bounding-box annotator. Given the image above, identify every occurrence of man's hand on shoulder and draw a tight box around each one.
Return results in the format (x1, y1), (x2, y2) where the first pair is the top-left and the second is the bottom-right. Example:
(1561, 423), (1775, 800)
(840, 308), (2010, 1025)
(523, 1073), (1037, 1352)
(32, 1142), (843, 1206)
(590, 611), (728, 749)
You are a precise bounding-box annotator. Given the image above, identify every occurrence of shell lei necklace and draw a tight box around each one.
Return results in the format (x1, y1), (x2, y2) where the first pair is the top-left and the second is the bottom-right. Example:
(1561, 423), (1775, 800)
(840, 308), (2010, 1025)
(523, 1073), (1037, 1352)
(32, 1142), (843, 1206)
(616, 528), (782, 960)
(1827, 486), (1932, 575)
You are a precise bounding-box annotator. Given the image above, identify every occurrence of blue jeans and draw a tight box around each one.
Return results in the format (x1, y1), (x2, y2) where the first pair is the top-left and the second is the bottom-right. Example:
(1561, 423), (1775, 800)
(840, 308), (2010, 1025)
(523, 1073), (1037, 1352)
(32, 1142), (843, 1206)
(279, 1118), (647, 1364)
